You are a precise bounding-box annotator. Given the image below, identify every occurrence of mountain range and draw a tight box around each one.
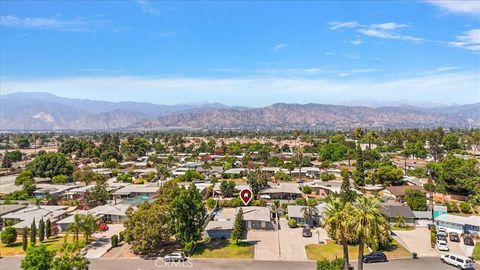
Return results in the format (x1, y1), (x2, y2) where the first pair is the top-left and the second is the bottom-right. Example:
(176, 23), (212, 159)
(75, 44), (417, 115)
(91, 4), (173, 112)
(1, 92), (478, 131)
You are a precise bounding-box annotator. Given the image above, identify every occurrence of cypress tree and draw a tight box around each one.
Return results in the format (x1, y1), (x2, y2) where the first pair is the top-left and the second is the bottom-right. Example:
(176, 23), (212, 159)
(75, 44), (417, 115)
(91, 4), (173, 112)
(30, 218), (36, 246)
(355, 144), (365, 186)
(22, 227), (28, 251)
(38, 218), (45, 242)
(45, 219), (51, 239)
(231, 208), (245, 244)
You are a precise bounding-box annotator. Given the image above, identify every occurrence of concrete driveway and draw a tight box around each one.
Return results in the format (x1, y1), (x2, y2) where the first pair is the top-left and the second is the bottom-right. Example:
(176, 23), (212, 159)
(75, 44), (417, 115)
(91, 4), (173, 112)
(392, 228), (440, 257)
(278, 219), (325, 261)
(246, 229), (280, 260)
(85, 224), (124, 258)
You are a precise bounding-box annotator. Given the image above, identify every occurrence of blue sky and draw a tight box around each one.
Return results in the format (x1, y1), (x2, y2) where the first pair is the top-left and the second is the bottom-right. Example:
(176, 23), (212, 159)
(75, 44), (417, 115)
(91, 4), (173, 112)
(0, 0), (479, 106)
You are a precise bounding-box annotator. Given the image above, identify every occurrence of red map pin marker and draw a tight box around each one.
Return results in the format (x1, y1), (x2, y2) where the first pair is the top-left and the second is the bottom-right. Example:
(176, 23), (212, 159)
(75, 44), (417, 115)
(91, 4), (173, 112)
(239, 188), (253, 205)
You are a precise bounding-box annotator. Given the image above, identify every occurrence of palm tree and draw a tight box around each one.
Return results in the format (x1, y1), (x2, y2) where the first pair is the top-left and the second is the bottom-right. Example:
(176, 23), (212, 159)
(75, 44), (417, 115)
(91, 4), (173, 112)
(68, 214), (84, 243)
(302, 200), (319, 227)
(323, 197), (355, 270)
(82, 213), (97, 244)
(353, 196), (389, 270)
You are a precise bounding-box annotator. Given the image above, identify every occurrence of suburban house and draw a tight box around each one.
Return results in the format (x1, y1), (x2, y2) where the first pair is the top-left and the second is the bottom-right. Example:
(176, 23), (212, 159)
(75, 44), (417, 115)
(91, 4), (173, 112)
(433, 205), (448, 218)
(212, 183), (249, 198)
(382, 185), (427, 203)
(259, 182), (302, 200)
(287, 203), (327, 227)
(204, 208), (236, 239)
(222, 168), (248, 178)
(33, 184), (76, 198)
(0, 205), (27, 229)
(435, 214), (480, 234)
(240, 206), (275, 230)
(1, 205), (70, 233)
(112, 184), (159, 200)
(56, 203), (131, 231)
(380, 204), (416, 227)
(303, 181), (361, 198)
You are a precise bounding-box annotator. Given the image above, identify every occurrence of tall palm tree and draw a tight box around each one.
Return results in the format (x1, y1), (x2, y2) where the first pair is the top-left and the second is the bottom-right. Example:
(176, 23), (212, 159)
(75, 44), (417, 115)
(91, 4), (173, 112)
(68, 214), (84, 243)
(353, 196), (389, 270)
(323, 197), (355, 270)
(82, 213), (97, 244)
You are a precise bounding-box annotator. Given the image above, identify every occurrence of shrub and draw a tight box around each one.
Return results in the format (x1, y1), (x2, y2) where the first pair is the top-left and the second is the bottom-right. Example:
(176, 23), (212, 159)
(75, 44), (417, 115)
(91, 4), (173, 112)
(295, 197), (306, 206)
(118, 232), (124, 242)
(1, 226), (17, 245)
(206, 197), (216, 209)
(460, 202), (472, 213)
(288, 218), (297, 228)
(111, 235), (119, 247)
(52, 174), (69, 184)
(302, 185), (312, 194)
(317, 258), (344, 270)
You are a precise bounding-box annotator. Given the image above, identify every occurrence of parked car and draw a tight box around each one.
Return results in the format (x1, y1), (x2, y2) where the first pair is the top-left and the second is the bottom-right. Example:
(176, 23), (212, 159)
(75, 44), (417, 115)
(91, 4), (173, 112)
(441, 253), (474, 269)
(449, 232), (460, 242)
(302, 228), (312, 237)
(437, 234), (448, 242)
(437, 227), (446, 233)
(463, 235), (475, 246)
(164, 251), (186, 262)
(363, 252), (388, 263)
(436, 240), (449, 251)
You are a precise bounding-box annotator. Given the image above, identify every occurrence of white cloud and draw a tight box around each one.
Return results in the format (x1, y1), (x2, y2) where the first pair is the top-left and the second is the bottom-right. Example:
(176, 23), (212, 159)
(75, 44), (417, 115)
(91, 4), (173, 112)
(344, 53), (360, 59)
(449, 28), (480, 51)
(436, 66), (459, 72)
(350, 39), (363, 45)
(425, 0), (480, 15)
(329, 21), (424, 43)
(136, 0), (161, 15)
(0, 15), (110, 32)
(328, 21), (360, 30)
(324, 51), (335, 55)
(3, 72), (476, 105)
(273, 43), (287, 51)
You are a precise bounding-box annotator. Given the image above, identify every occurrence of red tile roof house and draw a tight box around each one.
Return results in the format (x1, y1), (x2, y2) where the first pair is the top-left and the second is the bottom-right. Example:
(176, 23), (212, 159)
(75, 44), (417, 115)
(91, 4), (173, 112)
(381, 185), (427, 204)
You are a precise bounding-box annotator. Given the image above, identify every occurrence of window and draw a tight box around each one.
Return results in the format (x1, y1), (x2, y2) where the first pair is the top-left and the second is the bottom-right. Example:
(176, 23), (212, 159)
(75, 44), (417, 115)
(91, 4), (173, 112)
(456, 258), (463, 263)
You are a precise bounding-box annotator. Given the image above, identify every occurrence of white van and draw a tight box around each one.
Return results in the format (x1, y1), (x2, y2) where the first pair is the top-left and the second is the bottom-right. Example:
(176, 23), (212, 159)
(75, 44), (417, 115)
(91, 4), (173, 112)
(441, 253), (474, 269)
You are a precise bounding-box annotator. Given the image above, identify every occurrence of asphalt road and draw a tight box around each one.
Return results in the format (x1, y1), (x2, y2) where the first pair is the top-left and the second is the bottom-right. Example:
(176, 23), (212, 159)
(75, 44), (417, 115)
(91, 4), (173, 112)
(0, 257), (478, 270)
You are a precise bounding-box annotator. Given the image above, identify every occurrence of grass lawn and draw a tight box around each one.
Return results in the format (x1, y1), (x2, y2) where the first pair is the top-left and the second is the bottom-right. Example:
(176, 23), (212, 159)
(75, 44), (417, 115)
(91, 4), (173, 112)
(305, 239), (410, 261)
(0, 235), (90, 256)
(473, 242), (480, 260)
(191, 240), (254, 259)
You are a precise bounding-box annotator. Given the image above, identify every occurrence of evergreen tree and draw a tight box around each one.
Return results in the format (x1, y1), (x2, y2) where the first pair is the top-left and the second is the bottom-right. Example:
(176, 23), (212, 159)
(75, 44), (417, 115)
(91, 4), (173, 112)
(30, 219), (37, 246)
(38, 218), (45, 242)
(354, 144), (365, 186)
(231, 208), (245, 244)
(340, 168), (356, 202)
(45, 219), (51, 239)
(22, 227), (28, 251)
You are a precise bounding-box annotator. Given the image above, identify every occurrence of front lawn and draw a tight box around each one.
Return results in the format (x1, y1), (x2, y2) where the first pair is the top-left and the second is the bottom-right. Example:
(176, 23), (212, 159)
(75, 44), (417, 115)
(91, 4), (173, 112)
(305, 239), (410, 261)
(473, 242), (480, 260)
(191, 240), (254, 259)
(0, 235), (89, 256)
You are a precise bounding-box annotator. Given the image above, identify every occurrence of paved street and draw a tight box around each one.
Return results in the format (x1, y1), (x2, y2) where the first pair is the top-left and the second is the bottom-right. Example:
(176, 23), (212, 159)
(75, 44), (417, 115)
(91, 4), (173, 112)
(1, 257), (478, 270)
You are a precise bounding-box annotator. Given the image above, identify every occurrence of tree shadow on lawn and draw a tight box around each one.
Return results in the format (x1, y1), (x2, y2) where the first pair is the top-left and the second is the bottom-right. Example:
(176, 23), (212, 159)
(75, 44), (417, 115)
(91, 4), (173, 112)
(191, 239), (254, 256)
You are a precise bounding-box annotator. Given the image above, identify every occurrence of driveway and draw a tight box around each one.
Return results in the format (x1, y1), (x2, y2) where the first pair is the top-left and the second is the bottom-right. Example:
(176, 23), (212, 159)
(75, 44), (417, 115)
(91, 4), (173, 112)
(85, 224), (124, 259)
(246, 229), (279, 260)
(278, 218), (325, 261)
(392, 228), (440, 257)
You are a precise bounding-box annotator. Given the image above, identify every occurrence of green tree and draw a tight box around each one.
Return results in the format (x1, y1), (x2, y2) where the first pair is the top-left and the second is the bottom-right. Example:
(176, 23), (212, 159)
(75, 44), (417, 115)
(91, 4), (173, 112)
(27, 152), (74, 178)
(52, 174), (69, 184)
(404, 189), (427, 211)
(373, 165), (404, 186)
(7, 150), (23, 162)
(231, 208), (245, 244)
(353, 196), (389, 270)
(22, 227), (28, 251)
(168, 184), (206, 251)
(179, 169), (205, 182)
(21, 245), (54, 270)
(354, 144), (365, 186)
(123, 202), (171, 254)
(68, 214), (83, 243)
(81, 214), (97, 244)
(50, 243), (90, 270)
(220, 180), (236, 198)
(86, 181), (110, 208)
(116, 173), (133, 183)
(323, 197), (355, 270)
(246, 170), (269, 199)
(15, 170), (34, 185)
(38, 218), (45, 242)
(30, 219), (36, 246)
(1, 226), (17, 245)
(340, 168), (356, 202)
(45, 219), (51, 239)
(442, 133), (460, 151)
(317, 258), (344, 270)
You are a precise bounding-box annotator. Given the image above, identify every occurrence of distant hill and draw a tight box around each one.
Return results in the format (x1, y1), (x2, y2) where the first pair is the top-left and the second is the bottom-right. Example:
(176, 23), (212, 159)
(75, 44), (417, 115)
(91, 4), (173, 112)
(0, 92), (478, 131)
